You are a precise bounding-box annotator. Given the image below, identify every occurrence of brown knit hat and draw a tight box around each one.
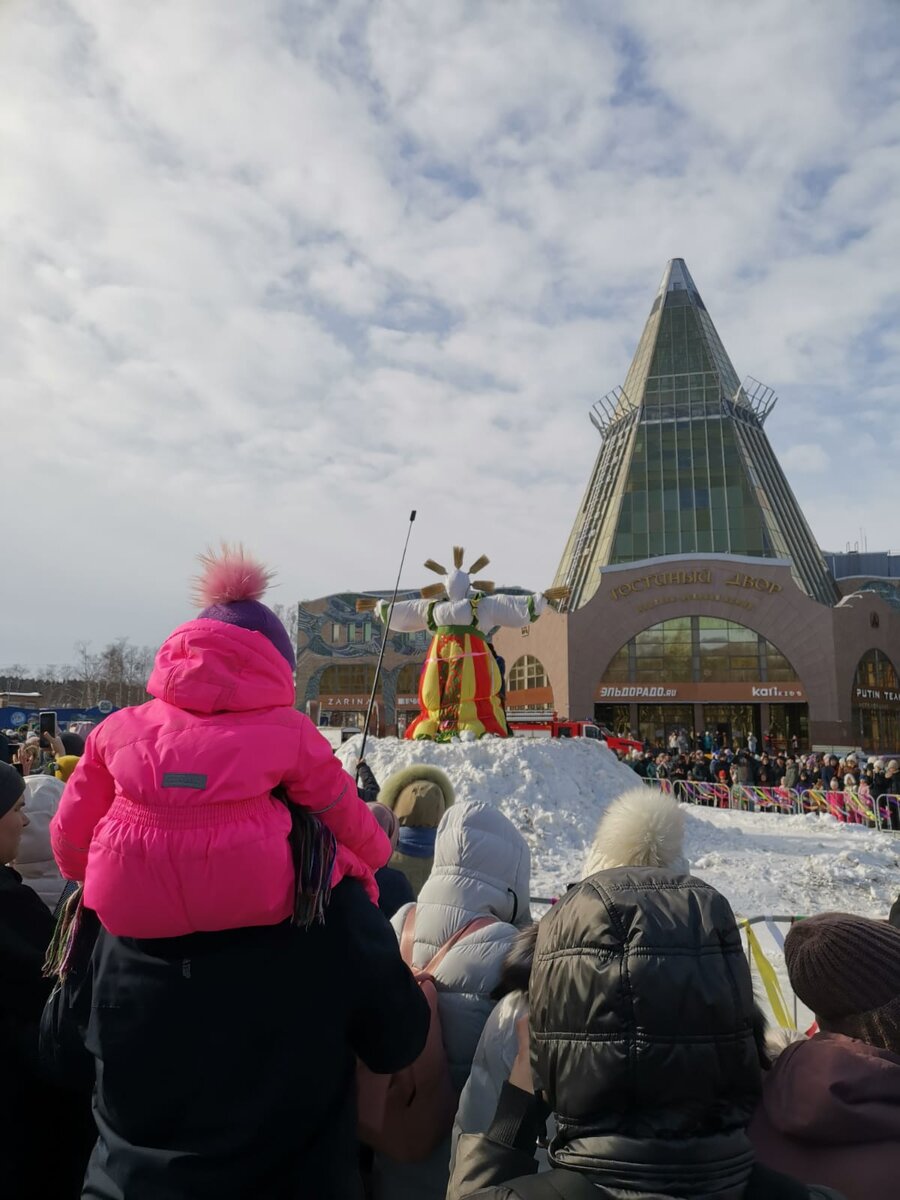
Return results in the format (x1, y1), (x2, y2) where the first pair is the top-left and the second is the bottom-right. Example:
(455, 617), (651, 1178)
(784, 912), (900, 1053)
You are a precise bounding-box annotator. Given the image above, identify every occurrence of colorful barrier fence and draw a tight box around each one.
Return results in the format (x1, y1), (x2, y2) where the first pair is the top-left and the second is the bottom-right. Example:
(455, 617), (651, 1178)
(645, 777), (900, 831)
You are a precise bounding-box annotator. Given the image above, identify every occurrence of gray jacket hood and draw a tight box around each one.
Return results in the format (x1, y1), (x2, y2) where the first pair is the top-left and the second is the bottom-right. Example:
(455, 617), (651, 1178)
(419, 801), (531, 928)
(391, 803), (532, 1095)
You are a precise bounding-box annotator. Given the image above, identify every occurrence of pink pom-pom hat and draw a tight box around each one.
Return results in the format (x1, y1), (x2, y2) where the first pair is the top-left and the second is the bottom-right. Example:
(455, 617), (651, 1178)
(193, 545), (295, 668)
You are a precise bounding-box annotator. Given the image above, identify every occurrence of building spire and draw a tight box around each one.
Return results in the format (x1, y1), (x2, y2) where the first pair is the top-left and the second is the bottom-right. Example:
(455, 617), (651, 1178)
(554, 260), (838, 609)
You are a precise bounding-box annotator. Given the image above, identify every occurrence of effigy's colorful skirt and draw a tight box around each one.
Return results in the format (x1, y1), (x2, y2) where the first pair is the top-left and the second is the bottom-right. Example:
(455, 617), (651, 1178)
(406, 625), (508, 740)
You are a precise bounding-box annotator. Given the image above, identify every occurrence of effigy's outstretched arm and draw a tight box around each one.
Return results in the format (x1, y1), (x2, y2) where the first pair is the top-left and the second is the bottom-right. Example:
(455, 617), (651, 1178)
(356, 596), (432, 632)
(477, 592), (550, 629)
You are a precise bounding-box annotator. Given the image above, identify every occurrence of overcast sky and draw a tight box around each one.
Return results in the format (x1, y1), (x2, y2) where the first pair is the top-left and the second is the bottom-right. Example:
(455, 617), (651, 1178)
(2, 0), (898, 670)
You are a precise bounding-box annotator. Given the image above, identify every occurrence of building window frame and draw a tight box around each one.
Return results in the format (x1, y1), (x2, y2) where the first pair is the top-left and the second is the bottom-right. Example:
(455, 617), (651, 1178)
(508, 654), (549, 691)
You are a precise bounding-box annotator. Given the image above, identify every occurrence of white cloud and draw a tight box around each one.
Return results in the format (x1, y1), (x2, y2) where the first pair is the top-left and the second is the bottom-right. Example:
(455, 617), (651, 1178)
(0, 0), (898, 667)
(779, 444), (829, 475)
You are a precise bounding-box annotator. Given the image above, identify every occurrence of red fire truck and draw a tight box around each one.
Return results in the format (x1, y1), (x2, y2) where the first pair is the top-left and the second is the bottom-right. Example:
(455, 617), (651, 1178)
(507, 711), (642, 755)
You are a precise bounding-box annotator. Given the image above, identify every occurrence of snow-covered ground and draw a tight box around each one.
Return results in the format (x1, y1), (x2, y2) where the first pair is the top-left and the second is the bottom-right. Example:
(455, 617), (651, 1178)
(339, 734), (899, 1027)
(340, 734), (897, 916)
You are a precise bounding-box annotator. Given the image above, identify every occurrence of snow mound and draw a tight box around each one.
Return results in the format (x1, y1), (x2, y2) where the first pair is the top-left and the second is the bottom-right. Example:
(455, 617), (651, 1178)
(340, 736), (898, 920)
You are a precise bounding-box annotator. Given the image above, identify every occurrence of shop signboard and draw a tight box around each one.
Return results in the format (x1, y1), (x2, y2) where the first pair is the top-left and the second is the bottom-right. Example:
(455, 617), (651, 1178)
(596, 682), (806, 703)
(854, 686), (900, 707)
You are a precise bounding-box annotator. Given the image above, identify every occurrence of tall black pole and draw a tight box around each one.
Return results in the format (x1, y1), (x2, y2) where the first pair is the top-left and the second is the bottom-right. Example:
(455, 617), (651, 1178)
(357, 510), (416, 773)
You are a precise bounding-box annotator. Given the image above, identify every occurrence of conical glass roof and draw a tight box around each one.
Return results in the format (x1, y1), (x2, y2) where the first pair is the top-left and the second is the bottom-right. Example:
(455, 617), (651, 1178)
(555, 260), (839, 608)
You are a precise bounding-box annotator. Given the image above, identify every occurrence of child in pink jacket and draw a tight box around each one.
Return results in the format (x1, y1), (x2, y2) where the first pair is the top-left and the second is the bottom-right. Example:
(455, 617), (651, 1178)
(50, 547), (391, 938)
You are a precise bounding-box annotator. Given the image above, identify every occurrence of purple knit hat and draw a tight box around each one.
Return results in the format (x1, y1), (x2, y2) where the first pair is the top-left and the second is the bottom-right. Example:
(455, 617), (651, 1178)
(194, 545), (296, 669)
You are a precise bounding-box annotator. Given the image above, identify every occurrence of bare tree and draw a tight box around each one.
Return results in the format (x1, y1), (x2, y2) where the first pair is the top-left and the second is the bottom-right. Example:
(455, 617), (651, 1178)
(73, 642), (102, 708)
(0, 664), (29, 694)
(0, 639), (157, 716)
(270, 603), (299, 651)
(93, 639), (154, 707)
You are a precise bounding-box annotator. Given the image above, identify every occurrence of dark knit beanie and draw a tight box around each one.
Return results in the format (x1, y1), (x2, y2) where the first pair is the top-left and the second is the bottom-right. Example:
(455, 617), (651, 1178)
(0, 761), (26, 819)
(198, 599), (295, 669)
(784, 912), (900, 1053)
(60, 731), (85, 757)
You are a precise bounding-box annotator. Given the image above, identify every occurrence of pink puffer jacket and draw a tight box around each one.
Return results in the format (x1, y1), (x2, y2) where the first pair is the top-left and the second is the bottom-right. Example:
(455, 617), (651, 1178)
(50, 619), (390, 938)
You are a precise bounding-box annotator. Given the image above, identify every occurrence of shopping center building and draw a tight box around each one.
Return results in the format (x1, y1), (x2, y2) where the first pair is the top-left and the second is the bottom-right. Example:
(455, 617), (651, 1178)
(296, 260), (900, 752)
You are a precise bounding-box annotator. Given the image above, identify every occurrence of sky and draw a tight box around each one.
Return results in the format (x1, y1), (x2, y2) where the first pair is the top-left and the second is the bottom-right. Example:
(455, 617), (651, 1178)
(2, 0), (899, 669)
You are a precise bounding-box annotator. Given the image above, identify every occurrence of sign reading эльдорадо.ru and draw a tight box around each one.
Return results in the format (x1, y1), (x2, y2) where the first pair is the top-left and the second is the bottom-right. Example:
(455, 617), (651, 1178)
(596, 683), (807, 702)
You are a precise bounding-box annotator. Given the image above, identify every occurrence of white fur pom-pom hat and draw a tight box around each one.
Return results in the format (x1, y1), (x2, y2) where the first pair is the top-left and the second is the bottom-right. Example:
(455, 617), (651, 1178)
(582, 787), (689, 879)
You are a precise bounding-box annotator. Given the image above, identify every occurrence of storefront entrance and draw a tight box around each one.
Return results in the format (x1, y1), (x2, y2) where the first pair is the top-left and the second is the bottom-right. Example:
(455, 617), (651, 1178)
(766, 703), (809, 754)
(599, 701), (809, 752)
(594, 704), (634, 736)
(634, 704), (695, 749)
(701, 704), (760, 751)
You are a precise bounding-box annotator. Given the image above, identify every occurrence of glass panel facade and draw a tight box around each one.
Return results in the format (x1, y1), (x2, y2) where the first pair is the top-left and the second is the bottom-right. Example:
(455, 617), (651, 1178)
(508, 655), (548, 690)
(601, 617), (798, 684)
(610, 301), (772, 564)
(555, 259), (839, 608)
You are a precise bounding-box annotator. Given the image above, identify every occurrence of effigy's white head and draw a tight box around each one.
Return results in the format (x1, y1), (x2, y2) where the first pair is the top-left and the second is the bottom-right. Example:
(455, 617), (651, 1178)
(446, 567), (470, 601)
(420, 547), (494, 603)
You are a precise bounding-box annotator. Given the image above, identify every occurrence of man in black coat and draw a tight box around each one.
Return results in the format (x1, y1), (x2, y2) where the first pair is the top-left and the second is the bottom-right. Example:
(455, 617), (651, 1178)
(75, 876), (430, 1199)
(448, 869), (843, 1199)
(0, 762), (94, 1198)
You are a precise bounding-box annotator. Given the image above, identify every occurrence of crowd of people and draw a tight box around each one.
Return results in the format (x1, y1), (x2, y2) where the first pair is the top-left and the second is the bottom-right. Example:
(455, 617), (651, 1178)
(617, 740), (900, 829)
(1, 548), (898, 1199)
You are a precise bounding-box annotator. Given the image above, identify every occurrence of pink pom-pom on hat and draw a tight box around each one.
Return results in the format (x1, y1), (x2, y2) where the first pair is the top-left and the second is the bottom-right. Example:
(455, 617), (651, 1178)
(193, 544), (295, 669)
(193, 544), (274, 607)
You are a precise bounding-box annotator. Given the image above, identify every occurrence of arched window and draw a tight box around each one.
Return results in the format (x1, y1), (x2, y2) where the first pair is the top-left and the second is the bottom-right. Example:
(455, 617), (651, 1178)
(851, 649), (900, 752)
(508, 655), (548, 691)
(853, 649), (899, 691)
(318, 664), (378, 695)
(396, 663), (421, 694)
(601, 617), (799, 684)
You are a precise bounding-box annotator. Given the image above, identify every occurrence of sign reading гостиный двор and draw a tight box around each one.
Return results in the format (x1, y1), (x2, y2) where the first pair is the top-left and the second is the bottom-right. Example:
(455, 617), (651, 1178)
(609, 569), (782, 601)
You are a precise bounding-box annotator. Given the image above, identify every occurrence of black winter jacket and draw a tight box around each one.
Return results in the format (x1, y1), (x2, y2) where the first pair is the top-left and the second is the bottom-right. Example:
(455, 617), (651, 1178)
(356, 761), (381, 803)
(449, 1086), (844, 1199)
(448, 868), (844, 1200)
(0, 866), (95, 1199)
(71, 878), (430, 1200)
(375, 864), (416, 919)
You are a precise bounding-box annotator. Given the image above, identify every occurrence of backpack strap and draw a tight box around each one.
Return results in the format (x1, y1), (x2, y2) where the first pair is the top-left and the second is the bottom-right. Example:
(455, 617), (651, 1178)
(423, 915), (499, 975)
(399, 904), (417, 967)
